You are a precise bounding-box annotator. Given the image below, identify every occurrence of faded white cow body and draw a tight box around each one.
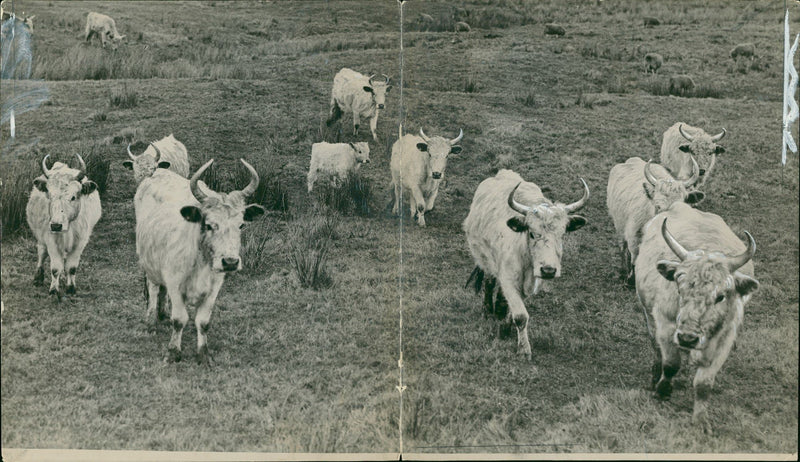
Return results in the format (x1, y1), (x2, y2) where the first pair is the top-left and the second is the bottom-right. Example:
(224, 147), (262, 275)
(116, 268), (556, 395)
(660, 122), (726, 187)
(135, 160), (264, 364)
(84, 12), (124, 49)
(463, 169), (589, 359)
(607, 157), (703, 284)
(390, 128), (463, 227)
(327, 68), (391, 141)
(636, 203), (758, 434)
(25, 155), (102, 297)
(307, 141), (370, 192)
(123, 134), (190, 184)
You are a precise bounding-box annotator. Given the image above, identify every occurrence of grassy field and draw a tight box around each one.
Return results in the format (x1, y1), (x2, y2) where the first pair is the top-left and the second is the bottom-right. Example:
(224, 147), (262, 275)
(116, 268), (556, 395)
(1, 0), (798, 455)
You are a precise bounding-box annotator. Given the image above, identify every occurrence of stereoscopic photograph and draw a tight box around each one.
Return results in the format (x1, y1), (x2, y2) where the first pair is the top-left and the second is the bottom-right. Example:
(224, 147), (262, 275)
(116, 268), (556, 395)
(1, 0), (798, 459)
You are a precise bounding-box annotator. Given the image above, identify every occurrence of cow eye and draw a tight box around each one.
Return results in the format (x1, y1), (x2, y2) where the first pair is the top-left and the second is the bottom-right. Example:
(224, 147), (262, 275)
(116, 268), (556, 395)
(715, 294), (725, 304)
(528, 232), (537, 240)
(204, 224), (213, 231)
(71, 196), (77, 201)
(239, 223), (245, 229)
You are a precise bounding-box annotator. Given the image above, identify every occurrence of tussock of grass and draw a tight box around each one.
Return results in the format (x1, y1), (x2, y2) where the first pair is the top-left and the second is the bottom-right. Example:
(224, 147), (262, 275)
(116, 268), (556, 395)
(109, 85), (139, 109)
(641, 79), (724, 98)
(101, 126), (144, 146)
(312, 173), (374, 217)
(287, 212), (337, 289)
(0, 160), (35, 237)
(82, 148), (111, 197)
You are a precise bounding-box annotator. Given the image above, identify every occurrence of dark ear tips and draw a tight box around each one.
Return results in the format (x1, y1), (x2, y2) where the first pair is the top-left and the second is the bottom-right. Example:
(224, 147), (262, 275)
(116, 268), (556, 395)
(244, 204), (266, 222)
(506, 217), (528, 233)
(180, 206), (203, 223)
(157, 161), (171, 169)
(679, 145), (692, 153)
(566, 215), (587, 232)
(122, 161), (133, 170)
(81, 181), (98, 195)
(416, 143), (428, 152)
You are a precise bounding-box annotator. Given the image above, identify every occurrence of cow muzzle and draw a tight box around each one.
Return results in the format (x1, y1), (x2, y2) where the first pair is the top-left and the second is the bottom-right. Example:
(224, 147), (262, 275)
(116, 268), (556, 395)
(699, 169), (706, 176)
(50, 223), (65, 232)
(431, 172), (442, 180)
(540, 266), (557, 279)
(221, 257), (241, 272)
(674, 330), (704, 350)
(377, 104), (385, 109)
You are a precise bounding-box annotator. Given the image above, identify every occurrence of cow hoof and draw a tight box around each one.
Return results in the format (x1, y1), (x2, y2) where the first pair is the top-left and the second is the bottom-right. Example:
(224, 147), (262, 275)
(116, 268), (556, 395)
(66, 285), (76, 295)
(49, 288), (62, 301)
(655, 379), (672, 399)
(196, 346), (213, 366)
(166, 347), (182, 363)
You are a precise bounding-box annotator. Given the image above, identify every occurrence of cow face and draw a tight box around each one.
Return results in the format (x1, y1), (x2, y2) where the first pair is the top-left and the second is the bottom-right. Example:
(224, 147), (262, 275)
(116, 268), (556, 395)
(656, 219), (759, 350)
(363, 75), (391, 110)
(505, 180), (589, 279)
(677, 124), (726, 186)
(416, 128), (464, 180)
(349, 142), (371, 164)
(642, 160), (704, 211)
(34, 160), (97, 233)
(123, 143), (171, 183)
(180, 160), (265, 272)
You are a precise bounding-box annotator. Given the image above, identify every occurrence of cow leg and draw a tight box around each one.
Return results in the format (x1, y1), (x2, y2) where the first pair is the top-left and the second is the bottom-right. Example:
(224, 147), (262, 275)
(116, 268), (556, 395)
(195, 278), (223, 365)
(353, 113), (361, 136)
(369, 112), (379, 141)
(391, 182), (401, 216)
(497, 278), (531, 359)
(145, 278), (161, 325)
(164, 281), (189, 363)
(33, 242), (46, 286)
(692, 326), (737, 435)
(410, 186), (426, 227)
(307, 170), (316, 193)
(425, 182), (440, 212)
(64, 245), (87, 295)
(482, 276), (496, 316)
(653, 323), (681, 399)
(100, 32), (108, 48)
(45, 240), (64, 296)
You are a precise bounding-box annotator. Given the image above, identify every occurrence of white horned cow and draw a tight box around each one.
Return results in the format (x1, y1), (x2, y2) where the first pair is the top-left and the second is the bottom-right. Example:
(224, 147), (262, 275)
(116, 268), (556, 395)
(135, 159), (265, 364)
(307, 141), (370, 192)
(123, 134), (190, 184)
(463, 169), (589, 359)
(390, 128), (463, 227)
(636, 207), (758, 434)
(84, 12), (125, 49)
(327, 68), (391, 141)
(660, 122), (726, 188)
(607, 157), (703, 284)
(25, 154), (102, 297)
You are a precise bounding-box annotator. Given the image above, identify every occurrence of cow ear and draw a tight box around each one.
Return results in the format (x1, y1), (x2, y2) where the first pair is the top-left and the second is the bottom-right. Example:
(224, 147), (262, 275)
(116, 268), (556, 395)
(678, 144), (692, 153)
(348, 142), (356, 150)
(685, 190), (705, 205)
(734, 273), (759, 297)
(244, 204), (266, 222)
(506, 217), (528, 233)
(81, 181), (98, 195)
(180, 206), (203, 223)
(122, 160), (134, 170)
(642, 182), (654, 199)
(416, 143), (428, 152)
(566, 215), (587, 232)
(714, 146), (725, 155)
(656, 260), (679, 281)
(386, 85), (392, 93)
(33, 178), (48, 192)
(157, 161), (171, 169)
(363, 86), (374, 94)
(450, 145), (462, 155)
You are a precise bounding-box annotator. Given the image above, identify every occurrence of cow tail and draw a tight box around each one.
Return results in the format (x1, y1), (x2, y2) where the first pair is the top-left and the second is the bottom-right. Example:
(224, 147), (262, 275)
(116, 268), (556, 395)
(465, 266), (484, 294)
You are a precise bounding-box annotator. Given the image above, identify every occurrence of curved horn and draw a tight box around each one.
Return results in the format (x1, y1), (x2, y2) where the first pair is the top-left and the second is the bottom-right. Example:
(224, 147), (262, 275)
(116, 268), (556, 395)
(41, 155), (52, 177)
(451, 128), (464, 144)
(75, 153), (87, 172)
(127, 144), (136, 161)
(367, 74), (376, 86)
(563, 178), (590, 213)
(661, 218), (690, 261)
(149, 142), (162, 162)
(189, 159), (214, 203)
(683, 156), (700, 188)
(726, 231), (755, 272)
(678, 123), (694, 142)
(710, 127), (726, 142)
(507, 182), (531, 214)
(237, 159), (260, 198)
(643, 160), (658, 186)
(419, 128), (431, 143)
(382, 73), (390, 84)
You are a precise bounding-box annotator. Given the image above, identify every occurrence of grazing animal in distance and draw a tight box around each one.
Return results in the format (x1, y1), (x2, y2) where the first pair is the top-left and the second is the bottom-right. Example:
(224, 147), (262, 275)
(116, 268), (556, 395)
(644, 53), (663, 74)
(25, 154), (102, 297)
(134, 159), (265, 364)
(454, 21), (471, 32)
(307, 141), (370, 192)
(668, 75), (695, 96)
(463, 169), (589, 360)
(730, 43), (755, 60)
(84, 12), (125, 49)
(123, 134), (190, 184)
(390, 128), (463, 227)
(544, 23), (566, 36)
(607, 157), (703, 285)
(660, 122), (726, 187)
(418, 13), (435, 31)
(643, 16), (660, 27)
(635, 210), (758, 435)
(327, 68), (391, 141)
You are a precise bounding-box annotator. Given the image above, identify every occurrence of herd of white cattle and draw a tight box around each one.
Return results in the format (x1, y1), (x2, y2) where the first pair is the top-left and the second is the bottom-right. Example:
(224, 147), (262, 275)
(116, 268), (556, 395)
(17, 8), (759, 435)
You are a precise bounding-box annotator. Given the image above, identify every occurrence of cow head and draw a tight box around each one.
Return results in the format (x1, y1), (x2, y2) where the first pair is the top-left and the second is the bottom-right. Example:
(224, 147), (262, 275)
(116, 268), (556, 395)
(123, 143), (171, 183)
(34, 154), (97, 233)
(416, 128), (463, 180)
(348, 142), (370, 164)
(506, 179), (589, 279)
(657, 219), (759, 350)
(180, 159), (265, 272)
(642, 159), (704, 211)
(363, 74), (392, 110)
(677, 124), (726, 186)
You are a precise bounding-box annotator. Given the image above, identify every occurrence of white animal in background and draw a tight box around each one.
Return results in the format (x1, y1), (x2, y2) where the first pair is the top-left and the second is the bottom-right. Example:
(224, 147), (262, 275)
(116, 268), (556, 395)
(26, 154), (102, 297)
(123, 134), (190, 184)
(84, 12), (125, 49)
(390, 128), (463, 227)
(327, 68), (391, 141)
(463, 169), (589, 359)
(644, 52), (663, 74)
(660, 122), (726, 187)
(307, 141), (370, 192)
